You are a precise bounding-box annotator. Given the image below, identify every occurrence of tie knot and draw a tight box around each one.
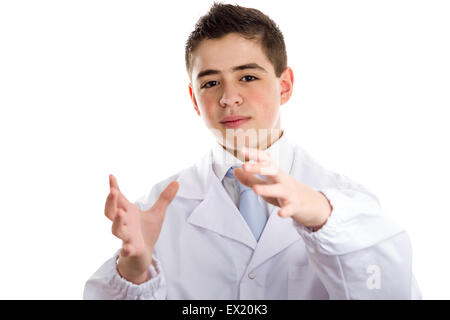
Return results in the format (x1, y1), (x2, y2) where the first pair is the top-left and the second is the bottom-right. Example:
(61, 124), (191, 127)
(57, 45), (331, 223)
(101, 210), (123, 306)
(225, 166), (237, 179)
(225, 166), (251, 193)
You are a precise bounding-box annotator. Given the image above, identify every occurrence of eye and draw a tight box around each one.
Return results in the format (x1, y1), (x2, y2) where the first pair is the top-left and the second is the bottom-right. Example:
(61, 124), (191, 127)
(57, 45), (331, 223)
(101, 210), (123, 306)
(241, 75), (258, 82)
(201, 80), (219, 89)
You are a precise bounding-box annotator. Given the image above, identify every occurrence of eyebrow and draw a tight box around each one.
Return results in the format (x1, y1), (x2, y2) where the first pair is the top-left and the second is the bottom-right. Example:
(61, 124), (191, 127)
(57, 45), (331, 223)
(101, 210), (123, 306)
(196, 63), (268, 80)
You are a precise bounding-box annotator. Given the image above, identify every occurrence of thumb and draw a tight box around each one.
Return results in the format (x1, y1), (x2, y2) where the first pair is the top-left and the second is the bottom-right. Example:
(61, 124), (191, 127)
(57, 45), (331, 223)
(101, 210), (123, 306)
(234, 167), (265, 188)
(148, 181), (179, 215)
(109, 174), (121, 192)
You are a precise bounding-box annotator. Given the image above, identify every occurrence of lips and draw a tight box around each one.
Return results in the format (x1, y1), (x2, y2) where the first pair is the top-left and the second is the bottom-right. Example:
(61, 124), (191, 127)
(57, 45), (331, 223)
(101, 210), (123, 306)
(220, 116), (251, 129)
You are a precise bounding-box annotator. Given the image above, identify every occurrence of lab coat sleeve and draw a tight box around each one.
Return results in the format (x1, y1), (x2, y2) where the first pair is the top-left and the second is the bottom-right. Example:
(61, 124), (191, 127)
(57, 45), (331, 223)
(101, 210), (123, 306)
(83, 249), (167, 300)
(295, 186), (422, 299)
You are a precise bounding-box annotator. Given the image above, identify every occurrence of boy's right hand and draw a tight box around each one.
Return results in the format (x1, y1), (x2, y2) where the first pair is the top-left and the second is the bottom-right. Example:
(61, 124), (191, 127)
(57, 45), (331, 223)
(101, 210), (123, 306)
(104, 174), (179, 284)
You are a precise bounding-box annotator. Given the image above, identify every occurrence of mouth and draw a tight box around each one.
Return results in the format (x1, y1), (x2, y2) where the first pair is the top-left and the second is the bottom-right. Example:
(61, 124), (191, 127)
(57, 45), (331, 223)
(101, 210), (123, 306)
(220, 116), (251, 129)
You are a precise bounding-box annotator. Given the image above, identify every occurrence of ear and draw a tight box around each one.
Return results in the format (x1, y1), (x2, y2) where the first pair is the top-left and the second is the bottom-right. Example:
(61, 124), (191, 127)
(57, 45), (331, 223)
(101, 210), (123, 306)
(279, 67), (294, 105)
(188, 83), (201, 116)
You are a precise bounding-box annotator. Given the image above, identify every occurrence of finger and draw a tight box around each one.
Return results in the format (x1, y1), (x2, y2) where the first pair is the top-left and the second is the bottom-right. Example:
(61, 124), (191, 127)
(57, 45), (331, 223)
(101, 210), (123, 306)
(104, 188), (118, 221)
(116, 190), (132, 210)
(233, 167), (266, 188)
(109, 174), (121, 192)
(108, 174), (131, 212)
(242, 161), (281, 181)
(121, 242), (135, 258)
(151, 181), (180, 214)
(253, 183), (286, 199)
(278, 204), (295, 218)
(241, 146), (272, 163)
(111, 208), (131, 242)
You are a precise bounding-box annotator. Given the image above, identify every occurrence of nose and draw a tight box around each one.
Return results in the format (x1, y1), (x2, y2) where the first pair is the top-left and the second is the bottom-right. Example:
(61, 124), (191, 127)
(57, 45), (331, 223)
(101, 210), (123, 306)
(219, 83), (243, 108)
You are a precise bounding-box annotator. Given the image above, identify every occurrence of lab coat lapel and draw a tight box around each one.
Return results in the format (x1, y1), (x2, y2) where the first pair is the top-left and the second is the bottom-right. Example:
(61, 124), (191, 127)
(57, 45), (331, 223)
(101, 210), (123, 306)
(247, 207), (301, 271)
(179, 152), (257, 250)
(178, 145), (308, 268)
(246, 147), (304, 271)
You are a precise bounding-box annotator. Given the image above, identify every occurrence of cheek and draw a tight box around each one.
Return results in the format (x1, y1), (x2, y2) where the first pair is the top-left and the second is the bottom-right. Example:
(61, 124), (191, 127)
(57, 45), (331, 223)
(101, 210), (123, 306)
(197, 95), (218, 124)
(247, 87), (280, 122)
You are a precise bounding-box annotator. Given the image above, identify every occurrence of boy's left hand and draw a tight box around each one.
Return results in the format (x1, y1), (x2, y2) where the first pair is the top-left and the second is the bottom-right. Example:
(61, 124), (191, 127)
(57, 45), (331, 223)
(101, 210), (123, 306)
(233, 147), (332, 231)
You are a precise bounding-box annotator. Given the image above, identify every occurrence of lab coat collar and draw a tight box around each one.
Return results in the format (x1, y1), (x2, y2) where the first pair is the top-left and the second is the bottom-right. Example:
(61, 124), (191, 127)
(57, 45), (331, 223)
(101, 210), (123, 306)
(183, 158), (301, 256)
(175, 150), (211, 200)
(176, 132), (302, 264)
(186, 167), (258, 249)
(175, 149), (257, 248)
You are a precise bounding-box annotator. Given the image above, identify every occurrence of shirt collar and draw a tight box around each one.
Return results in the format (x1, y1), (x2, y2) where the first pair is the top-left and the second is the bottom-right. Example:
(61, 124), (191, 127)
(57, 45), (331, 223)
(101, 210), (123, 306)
(211, 130), (295, 182)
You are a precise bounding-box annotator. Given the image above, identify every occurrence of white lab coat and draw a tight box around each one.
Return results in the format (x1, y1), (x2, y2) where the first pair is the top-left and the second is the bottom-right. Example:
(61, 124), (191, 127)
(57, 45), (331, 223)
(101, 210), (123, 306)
(84, 143), (421, 300)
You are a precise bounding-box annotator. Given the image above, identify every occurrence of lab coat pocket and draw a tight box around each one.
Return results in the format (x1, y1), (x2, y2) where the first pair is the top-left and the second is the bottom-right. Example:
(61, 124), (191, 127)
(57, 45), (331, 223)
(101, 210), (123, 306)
(288, 263), (328, 300)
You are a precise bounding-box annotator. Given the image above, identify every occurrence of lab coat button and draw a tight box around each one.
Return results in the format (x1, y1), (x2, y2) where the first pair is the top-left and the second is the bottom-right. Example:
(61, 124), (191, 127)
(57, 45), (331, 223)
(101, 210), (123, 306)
(248, 272), (256, 279)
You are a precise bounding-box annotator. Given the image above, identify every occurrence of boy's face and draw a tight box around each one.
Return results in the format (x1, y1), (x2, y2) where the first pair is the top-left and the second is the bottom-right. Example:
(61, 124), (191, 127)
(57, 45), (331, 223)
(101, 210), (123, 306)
(188, 33), (294, 152)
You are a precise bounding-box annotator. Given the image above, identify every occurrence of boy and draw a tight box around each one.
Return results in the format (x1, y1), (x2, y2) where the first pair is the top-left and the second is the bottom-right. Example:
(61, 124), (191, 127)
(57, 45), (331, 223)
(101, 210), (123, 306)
(84, 3), (421, 299)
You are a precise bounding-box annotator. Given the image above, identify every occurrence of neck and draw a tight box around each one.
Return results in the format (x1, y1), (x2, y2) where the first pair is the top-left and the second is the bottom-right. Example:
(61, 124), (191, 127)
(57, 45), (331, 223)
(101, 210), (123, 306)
(220, 129), (284, 162)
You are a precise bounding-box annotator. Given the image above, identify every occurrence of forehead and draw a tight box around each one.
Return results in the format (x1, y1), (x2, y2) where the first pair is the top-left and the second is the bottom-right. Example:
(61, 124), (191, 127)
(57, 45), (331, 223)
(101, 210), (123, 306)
(191, 33), (275, 77)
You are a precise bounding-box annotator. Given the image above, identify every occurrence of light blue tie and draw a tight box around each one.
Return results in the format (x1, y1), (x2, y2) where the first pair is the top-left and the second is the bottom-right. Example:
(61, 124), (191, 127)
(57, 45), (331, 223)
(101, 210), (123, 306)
(226, 166), (268, 241)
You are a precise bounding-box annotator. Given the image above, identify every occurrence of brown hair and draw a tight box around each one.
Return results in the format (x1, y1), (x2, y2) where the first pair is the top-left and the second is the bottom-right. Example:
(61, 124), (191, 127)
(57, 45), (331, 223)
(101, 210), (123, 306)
(185, 2), (287, 79)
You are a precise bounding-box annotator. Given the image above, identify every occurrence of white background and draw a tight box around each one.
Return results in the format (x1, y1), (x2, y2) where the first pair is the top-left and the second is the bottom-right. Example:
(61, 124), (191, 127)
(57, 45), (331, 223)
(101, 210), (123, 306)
(0, 0), (449, 299)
